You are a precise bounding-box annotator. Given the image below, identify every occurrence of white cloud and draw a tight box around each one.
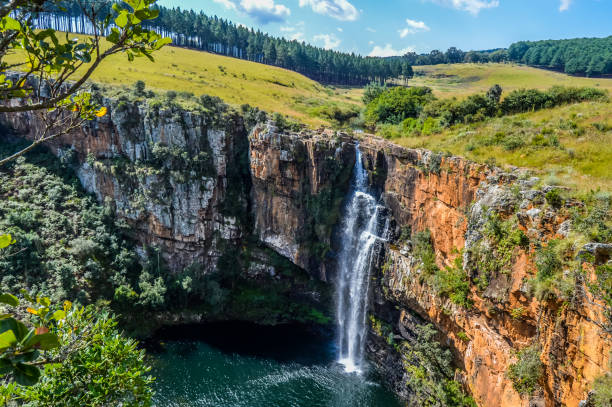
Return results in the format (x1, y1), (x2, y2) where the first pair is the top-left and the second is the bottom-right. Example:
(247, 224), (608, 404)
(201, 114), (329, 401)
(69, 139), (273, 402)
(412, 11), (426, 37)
(337, 27), (343, 32)
(299, 0), (359, 21)
(213, 0), (237, 9)
(559, 0), (572, 11)
(290, 32), (305, 41)
(428, 0), (499, 15)
(366, 27), (376, 33)
(368, 44), (415, 57)
(280, 25), (295, 32)
(398, 18), (430, 38)
(212, 0), (290, 24)
(313, 33), (342, 49)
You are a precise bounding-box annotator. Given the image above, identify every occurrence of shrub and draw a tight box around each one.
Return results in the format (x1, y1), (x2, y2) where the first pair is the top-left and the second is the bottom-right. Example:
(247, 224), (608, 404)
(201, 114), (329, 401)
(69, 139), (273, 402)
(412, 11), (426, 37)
(530, 239), (575, 301)
(592, 363), (612, 407)
(571, 191), (612, 243)
(500, 86), (607, 115)
(134, 80), (146, 95)
(412, 229), (439, 276)
(165, 90), (177, 100)
(362, 81), (386, 104)
(545, 189), (564, 208)
(365, 86), (434, 126)
(507, 344), (543, 396)
(467, 213), (529, 291)
(434, 256), (472, 308)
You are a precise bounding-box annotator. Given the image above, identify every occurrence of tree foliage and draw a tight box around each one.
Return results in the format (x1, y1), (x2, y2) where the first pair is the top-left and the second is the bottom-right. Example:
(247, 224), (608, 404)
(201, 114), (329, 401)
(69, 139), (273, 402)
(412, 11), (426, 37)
(507, 37), (612, 76)
(0, 297), (154, 406)
(0, 0), (170, 166)
(403, 37), (612, 78)
(31, 1), (413, 86)
(365, 86), (433, 126)
(365, 84), (608, 134)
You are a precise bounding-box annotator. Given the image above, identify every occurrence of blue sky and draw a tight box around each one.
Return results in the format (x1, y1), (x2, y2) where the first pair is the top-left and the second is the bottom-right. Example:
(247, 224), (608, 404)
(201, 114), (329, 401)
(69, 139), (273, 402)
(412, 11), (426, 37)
(158, 0), (612, 56)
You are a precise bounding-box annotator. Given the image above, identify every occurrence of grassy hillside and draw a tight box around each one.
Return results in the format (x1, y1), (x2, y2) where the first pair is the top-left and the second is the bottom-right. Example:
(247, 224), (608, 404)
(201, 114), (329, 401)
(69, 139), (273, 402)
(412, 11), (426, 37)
(387, 101), (612, 192)
(5, 35), (361, 127)
(409, 63), (612, 99)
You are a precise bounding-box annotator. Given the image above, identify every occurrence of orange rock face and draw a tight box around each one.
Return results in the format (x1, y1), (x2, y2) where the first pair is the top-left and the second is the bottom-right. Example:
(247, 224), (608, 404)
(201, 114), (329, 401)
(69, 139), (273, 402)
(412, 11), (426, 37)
(360, 135), (611, 407)
(249, 125), (355, 278)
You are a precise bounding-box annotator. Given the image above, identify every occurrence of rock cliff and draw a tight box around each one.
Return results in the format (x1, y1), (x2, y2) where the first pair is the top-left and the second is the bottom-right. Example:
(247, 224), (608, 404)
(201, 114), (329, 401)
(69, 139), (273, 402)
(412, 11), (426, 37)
(2, 98), (610, 406)
(359, 135), (611, 407)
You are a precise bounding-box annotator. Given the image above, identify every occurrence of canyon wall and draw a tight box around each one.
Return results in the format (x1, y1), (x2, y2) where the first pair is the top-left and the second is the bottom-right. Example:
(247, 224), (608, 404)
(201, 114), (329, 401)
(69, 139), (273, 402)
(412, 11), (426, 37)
(2, 99), (610, 406)
(359, 136), (611, 407)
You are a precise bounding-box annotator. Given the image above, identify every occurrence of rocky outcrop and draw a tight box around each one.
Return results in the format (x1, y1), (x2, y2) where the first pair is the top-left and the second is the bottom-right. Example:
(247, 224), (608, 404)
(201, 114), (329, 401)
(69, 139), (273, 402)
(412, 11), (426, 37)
(250, 125), (355, 279)
(359, 135), (611, 407)
(2, 101), (354, 280)
(3, 99), (248, 273)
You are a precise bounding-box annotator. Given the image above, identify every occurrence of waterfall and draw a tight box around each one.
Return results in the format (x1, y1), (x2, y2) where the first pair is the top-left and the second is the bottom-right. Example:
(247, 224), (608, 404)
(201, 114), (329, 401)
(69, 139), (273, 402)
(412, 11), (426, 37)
(335, 144), (386, 374)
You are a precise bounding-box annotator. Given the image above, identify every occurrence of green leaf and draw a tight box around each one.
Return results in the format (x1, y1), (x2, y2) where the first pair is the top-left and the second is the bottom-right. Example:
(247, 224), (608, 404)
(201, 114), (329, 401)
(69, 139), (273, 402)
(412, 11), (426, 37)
(154, 37), (172, 50)
(51, 310), (66, 321)
(27, 333), (60, 351)
(115, 12), (129, 28)
(0, 318), (28, 342)
(0, 293), (18, 307)
(0, 358), (13, 375)
(1, 16), (21, 31)
(13, 349), (39, 363)
(0, 234), (16, 249)
(13, 363), (41, 386)
(0, 330), (17, 349)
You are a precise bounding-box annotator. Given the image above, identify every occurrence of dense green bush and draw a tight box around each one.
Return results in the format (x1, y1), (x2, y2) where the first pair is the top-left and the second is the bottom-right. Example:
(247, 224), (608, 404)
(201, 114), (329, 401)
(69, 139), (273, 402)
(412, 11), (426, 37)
(530, 239), (576, 301)
(412, 229), (439, 277)
(506, 344), (543, 396)
(571, 191), (612, 243)
(3, 304), (154, 406)
(434, 256), (472, 308)
(362, 82), (387, 105)
(365, 86), (434, 126)
(421, 91), (499, 126)
(500, 86), (608, 115)
(400, 324), (476, 407)
(368, 85), (607, 138)
(0, 150), (142, 304)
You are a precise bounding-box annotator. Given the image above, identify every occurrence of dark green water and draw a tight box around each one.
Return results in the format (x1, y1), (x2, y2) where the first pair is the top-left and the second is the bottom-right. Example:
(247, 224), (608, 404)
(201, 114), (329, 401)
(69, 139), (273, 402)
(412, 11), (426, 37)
(149, 322), (402, 407)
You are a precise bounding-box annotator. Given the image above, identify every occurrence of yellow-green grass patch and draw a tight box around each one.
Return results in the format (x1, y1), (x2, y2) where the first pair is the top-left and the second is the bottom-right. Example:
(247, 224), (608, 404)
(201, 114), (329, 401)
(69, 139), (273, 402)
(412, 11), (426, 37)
(408, 63), (612, 99)
(5, 34), (361, 127)
(388, 101), (612, 193)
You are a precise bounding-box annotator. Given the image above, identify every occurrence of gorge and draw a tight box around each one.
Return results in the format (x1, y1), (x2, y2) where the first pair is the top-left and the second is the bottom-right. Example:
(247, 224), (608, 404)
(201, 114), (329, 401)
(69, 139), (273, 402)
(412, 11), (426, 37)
(1, 94), (610, 407)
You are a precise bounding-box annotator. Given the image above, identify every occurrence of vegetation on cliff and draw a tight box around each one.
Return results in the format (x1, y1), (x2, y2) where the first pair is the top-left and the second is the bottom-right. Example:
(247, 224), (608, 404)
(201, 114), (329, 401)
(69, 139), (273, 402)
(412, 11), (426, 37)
(506, 344), (543, 396)
(369, 317), (476, 407)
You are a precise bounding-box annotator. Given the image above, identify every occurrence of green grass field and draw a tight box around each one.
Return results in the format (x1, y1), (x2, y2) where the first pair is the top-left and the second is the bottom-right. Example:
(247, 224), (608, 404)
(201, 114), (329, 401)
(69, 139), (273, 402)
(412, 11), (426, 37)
(409, 63), (612, 99)
(389, 101), (612, 192)
(6, 35), (362, 127)
(7, 39), (612, 191)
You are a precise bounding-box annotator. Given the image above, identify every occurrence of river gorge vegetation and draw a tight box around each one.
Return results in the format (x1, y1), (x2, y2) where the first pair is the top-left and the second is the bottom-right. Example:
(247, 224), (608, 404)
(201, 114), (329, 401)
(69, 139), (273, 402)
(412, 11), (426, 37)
(1, 0), (612, 406)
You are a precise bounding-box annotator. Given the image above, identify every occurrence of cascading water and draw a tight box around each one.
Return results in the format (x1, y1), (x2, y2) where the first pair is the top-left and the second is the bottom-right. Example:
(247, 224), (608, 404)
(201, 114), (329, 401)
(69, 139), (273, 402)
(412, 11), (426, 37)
(335, 144), (386, 374)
